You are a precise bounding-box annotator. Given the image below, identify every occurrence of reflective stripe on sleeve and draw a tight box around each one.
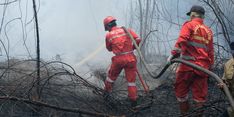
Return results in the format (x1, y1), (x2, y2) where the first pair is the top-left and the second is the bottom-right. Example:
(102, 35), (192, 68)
(181, 55), (195, 60)
(109, 33), (127, 42)
(115, 51), (133, 56)
(188, 41), (207, 50)
(173, 47), (182, 53)
(193, 36), (209, 44)
(106, 77), (114, 83)
(135, 37), (141, 41)
(128, 82), (136, 86)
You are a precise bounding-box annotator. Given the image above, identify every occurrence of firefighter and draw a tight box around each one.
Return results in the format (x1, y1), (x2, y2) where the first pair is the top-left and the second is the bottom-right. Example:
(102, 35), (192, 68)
(103, 16), (141, 107)
(167, 5), (214, 116)
(218, 42), (234, 117)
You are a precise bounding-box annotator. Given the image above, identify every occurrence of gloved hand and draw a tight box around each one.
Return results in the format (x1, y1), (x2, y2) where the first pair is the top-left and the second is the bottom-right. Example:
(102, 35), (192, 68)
(166, 55), (174, 64)
(167, 53), (180, 64)
(217, 79), (228, 89)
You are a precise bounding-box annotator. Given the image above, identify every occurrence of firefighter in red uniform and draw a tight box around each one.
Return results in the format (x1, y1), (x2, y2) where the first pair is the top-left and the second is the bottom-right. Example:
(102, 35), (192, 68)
(103, 16), (141, 106)
(167, 5), (214, 116)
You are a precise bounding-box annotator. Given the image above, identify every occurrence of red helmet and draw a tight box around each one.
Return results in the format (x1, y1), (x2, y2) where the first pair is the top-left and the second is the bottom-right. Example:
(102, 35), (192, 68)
(103, 16), (116, 30)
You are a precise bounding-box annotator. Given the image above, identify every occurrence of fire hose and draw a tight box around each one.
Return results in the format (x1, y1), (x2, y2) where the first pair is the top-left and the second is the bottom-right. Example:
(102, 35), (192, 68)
(122, 26), (169, 93)
(122, 26), (159, 78)
(122, 26), (234, 110)
(170, 59), (234, 110)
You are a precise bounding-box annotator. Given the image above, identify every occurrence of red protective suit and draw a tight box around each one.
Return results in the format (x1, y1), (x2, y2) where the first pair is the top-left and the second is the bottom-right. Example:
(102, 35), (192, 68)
(171, 18), (214, 102)
(104, 26), (141, 101)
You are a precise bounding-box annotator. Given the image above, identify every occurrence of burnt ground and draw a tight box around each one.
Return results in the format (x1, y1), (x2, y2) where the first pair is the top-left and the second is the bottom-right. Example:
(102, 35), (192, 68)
(101, 77), (228, 117)
(0, 59), (229, 117)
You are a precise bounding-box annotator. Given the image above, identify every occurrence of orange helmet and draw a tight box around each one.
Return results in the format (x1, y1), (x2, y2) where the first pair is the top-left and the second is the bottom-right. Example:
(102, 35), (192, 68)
(103, 16), (116, 31)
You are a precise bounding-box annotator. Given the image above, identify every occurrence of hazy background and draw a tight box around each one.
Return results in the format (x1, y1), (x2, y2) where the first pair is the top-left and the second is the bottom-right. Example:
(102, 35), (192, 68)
(0, 0), (208, 74)
(0, 0), (132, 72)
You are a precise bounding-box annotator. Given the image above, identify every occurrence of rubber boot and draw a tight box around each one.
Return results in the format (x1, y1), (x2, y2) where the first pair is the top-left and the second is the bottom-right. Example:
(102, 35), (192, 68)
(179, 101), (189, 116)
(194, 102), (205, 117)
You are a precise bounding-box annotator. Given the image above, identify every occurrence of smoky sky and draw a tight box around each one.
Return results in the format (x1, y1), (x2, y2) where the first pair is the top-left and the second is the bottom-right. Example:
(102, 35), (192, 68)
(0, 0), (204, 73)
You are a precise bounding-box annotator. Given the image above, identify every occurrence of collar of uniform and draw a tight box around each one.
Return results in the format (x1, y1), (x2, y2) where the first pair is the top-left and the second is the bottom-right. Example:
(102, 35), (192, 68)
(110, 26), (118, 31)
(191, 18), (204, 24)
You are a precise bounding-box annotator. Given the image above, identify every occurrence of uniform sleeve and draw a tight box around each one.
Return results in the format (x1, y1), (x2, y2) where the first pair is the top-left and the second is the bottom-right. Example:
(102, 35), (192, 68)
(105, 33), (112, 51)
(208, 31), (214, 65)
(171, 22), (191, 56)
(129, 29), (141, 46)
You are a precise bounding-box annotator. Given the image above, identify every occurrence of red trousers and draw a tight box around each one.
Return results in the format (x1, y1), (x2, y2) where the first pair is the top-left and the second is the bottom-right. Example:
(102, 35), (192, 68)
(104, 54), (137, 101)
(175, 71), (208, 102)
